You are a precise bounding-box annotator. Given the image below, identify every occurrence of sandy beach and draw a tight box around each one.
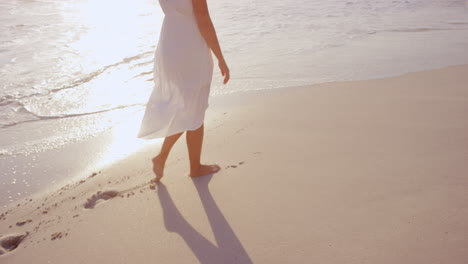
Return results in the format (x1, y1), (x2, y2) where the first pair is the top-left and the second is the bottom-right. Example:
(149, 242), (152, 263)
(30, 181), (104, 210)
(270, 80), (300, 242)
(1, 65), (467, 263)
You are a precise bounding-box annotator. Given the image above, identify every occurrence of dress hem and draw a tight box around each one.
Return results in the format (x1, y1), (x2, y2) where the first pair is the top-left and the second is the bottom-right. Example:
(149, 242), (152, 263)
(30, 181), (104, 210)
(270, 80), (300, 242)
(137, 119), (205, 139)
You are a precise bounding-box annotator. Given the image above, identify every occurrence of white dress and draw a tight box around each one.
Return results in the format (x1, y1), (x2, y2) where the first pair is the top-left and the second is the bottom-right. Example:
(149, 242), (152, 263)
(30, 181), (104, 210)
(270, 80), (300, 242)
(138, 0), (214, 139)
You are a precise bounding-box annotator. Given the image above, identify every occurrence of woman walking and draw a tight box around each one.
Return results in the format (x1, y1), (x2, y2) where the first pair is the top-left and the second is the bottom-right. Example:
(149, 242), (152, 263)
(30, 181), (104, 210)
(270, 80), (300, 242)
(137, 0), (230, 182)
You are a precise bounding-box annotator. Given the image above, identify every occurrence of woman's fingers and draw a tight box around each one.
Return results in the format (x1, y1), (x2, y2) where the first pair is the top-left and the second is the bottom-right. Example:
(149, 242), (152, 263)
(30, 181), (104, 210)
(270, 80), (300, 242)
(220, 67), (229, 84)
(219, 61), (230, 84)
(223, 69), (230, 84)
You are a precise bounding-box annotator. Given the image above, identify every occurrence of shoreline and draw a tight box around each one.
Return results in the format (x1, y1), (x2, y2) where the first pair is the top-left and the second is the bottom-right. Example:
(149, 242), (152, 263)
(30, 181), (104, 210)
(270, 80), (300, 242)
(2, 63), (468, 208)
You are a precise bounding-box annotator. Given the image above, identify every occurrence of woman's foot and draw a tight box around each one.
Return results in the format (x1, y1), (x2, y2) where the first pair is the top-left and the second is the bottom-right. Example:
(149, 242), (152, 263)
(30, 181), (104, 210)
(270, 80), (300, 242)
(152, 155), (166, 183)
(189, 164), (221, 178)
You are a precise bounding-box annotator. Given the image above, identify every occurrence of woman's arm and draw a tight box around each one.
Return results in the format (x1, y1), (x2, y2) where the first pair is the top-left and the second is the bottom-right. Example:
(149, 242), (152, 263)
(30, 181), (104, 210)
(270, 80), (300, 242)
(192, 0), (230, 84)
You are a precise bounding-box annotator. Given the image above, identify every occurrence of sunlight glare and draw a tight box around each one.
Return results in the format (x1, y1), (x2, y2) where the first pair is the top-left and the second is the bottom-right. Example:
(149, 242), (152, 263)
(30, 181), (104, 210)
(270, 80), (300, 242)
(98, 110), (162, 166)
(54, 0), (163, 167)
(65, 0), (156, 67)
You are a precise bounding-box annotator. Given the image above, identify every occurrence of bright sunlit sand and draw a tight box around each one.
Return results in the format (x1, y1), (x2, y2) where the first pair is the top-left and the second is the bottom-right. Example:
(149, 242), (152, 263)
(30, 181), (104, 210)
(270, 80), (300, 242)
(97, 113), (161, 167)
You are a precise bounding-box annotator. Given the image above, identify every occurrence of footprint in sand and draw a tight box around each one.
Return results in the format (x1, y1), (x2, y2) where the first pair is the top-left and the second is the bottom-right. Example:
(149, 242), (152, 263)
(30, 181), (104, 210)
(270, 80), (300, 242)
(0, 211), (9, 221)
(15, 219), (32, 227)
(50, 232), (68, 241)
(225, 161), (245, 169)
(0, 233), (28, 255)
(83, 190), (119, 209)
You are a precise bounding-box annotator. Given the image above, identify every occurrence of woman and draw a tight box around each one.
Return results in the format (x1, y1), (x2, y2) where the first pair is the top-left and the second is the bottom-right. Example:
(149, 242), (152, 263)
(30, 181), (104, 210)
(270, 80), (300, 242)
(137, 0), (229, 183)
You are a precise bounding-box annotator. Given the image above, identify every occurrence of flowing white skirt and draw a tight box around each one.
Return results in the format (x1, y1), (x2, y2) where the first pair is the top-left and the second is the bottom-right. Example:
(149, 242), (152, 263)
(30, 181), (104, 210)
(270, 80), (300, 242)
(138, 10), (214, 139)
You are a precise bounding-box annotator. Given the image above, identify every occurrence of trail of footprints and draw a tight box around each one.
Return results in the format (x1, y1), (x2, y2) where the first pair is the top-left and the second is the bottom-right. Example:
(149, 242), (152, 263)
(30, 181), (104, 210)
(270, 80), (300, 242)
(0, 170), (112, 255)
(0, 160), (248, 255)
(0, 169), (160, 256)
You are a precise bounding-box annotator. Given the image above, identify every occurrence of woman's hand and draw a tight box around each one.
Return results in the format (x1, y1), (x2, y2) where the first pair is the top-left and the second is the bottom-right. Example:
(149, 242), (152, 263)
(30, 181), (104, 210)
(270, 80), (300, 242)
(219, 59), (230, 84)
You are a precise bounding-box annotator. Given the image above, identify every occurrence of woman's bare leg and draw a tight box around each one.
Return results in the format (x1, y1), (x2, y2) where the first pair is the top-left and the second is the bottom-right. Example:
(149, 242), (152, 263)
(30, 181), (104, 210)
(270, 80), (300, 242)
(152, 132), (183, 182)
(186, 124), (220, 177)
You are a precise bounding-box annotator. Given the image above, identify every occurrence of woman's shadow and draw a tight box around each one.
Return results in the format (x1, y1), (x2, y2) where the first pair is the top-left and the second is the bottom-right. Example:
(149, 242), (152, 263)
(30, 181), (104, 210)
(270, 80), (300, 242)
(156, 175), (253, 264)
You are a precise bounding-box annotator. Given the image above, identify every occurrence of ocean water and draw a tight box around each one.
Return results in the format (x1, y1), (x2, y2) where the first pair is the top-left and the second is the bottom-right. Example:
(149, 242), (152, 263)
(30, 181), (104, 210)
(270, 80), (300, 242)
(1, 0), (468, 204)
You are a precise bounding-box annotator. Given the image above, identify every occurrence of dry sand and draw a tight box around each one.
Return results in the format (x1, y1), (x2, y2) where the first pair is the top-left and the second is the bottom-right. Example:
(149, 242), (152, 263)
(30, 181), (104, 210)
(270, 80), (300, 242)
(1, 65), (467, 263)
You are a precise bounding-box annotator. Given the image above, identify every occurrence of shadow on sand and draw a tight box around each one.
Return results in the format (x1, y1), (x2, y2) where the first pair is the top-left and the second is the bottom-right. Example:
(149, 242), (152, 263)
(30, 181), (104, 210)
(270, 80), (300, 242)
(156, 175), (253, 264)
